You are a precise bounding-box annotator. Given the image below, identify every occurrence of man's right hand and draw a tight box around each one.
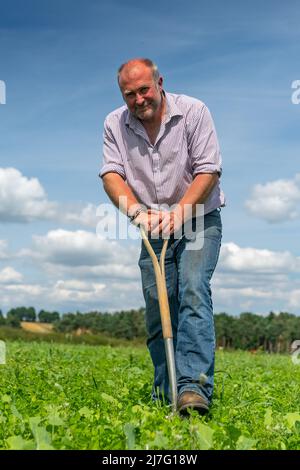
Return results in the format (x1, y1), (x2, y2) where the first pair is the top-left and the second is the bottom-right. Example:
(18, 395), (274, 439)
(133, 209), (164, 237)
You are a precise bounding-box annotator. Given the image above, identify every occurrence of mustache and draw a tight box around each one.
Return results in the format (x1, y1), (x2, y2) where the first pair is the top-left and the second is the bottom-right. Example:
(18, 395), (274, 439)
(136, 102), (151, 110)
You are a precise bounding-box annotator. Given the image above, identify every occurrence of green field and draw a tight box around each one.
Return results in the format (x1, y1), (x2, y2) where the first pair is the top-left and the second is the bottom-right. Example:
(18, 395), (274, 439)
(0, 341), (300, 450)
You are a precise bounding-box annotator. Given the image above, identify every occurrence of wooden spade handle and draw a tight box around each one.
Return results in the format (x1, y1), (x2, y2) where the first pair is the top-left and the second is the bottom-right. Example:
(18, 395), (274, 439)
(140, 227), (173, 339)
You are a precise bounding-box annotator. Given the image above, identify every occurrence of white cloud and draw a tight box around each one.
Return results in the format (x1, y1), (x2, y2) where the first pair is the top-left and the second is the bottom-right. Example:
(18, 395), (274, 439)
(50, 279), (106, 302)
(3, 284), (45, 295)
(288, 290), (300, 309)
(55, 279), (100, 292)
(57, 201), (116, 229)
(0, 283), (48, 314)
(17, 229), (141, 294)
(0, 267), (23, 283)
(27, 229), (139, 267)
(0, 227), (143, 313)
(213, 286), (273, 303)
(0, 167), (102, 228)
(1, 284), (47, 308)
(212, 280), (300, 312)
(28, 235), (299, 282)
(62, 203), (99, 227)
(245, 174), (300, 222)
(0, 278), (143, 313)
(219, 242), (300, 273)
(0, 167), (58, 223)
(212, 242), (300, 312)
(88, 264), (139, 280)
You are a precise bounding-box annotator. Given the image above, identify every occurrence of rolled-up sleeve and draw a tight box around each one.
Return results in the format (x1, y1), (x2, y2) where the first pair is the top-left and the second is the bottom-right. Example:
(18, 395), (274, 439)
(188, 104), (222, 177)
(99, 118), (126, 180)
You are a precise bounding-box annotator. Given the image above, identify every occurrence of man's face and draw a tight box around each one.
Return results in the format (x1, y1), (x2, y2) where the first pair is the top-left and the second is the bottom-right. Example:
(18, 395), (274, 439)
(119, 64), (163, 122)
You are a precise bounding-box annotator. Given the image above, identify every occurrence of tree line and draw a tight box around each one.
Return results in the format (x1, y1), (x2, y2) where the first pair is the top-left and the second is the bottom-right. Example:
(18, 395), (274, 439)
(0, 308), (60, 327)
(1, 307), (300, 352)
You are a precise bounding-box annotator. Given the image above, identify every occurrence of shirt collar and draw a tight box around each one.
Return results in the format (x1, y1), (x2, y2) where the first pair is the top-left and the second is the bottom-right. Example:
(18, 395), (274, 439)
(164, 92), (183, 122)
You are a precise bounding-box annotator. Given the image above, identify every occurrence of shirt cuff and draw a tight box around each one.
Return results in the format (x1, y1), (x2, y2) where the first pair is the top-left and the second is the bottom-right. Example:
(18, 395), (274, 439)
(99, 163), (126, 180)
(193, 164), (222, 177)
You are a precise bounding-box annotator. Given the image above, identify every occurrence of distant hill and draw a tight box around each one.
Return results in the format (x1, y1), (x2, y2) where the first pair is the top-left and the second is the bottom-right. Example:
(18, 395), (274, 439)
(20, 321), (54, 334)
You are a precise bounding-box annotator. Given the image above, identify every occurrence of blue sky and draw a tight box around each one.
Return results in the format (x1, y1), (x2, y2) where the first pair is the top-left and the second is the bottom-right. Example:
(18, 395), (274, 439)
(0, 0), (300, 315)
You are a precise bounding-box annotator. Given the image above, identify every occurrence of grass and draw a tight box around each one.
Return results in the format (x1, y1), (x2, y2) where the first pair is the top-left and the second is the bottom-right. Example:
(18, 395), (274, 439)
(0, 341), (300, 450)
(0, 326), (140, 346)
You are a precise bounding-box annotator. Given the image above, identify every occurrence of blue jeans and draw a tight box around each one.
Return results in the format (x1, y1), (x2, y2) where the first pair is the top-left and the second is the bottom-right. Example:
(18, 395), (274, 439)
(138, 208), (222, 405)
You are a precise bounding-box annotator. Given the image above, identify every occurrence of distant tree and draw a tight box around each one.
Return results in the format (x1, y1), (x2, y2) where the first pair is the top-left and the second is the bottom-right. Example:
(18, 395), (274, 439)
(50, 307), (300, 349)
(265, 311), (283, 353)
(6, 307), (36, 325)
(6, 313), (21, 328)
(132, 308), (147, 338)
(54, 307), (147, 339)
(54, 313), (78, 332)
(214, 312), (236, 348)
(38, 310), (60, 323)
(24, 307), (36, 322)
(0, 310), (5, 325)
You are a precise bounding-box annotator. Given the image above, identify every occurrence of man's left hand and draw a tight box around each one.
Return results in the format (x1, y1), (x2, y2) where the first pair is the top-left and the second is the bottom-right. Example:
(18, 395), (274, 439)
(150, 206), (184, 238)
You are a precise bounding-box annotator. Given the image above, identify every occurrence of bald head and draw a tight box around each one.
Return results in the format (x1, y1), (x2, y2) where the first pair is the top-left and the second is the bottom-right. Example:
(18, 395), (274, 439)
(118, 58), (160, 86)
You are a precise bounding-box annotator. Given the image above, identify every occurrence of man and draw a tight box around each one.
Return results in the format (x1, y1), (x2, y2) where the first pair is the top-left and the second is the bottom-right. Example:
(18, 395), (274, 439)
(100, 58), (225, 415)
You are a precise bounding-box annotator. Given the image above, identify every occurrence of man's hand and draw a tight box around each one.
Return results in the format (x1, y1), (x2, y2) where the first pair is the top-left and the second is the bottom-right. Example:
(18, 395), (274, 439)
(149, 206), (184, 238)
(131, 211), (150, 232)
(132, 206), (186, 238)
(132, 209), (163, 236)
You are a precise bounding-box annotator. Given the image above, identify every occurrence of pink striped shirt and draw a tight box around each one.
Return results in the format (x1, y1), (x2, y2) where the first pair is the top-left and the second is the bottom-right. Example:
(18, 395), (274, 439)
(99, 92), (225, 214)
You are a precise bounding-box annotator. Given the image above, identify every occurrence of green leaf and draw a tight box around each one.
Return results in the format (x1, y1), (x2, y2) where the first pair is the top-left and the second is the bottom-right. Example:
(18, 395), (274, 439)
(193, 423), (214, 450)
(264, 408), (273, 427)
(2, 394), (12, 403)
(48, 412), (65, 427)
(45, 404), (65, 425)
(29, 416), (42, 427)
(284, 412), (300, 429)
(106, 379), (115, 387)
(124, 423), (135, 450)
(29, 417), (54, 450)
(78, 406), (93, 419)
(131, 405), (142, 414)
(6, 436), (35, 450)
(10, 404), (23, 421)
(236, 435), (257, 450)
(149, 431), (169, 449)
(226, 425), (241, 444)
(54, 382), (63, 391)
(101, 392), (118, 405)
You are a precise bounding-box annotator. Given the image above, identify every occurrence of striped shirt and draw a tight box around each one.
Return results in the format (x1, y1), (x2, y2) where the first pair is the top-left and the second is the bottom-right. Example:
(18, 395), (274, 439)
(99, 92), (225, 214)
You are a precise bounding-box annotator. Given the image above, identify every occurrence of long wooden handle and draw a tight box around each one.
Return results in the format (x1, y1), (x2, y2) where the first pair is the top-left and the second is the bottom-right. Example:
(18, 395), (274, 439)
(140, 228), (173, 339)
